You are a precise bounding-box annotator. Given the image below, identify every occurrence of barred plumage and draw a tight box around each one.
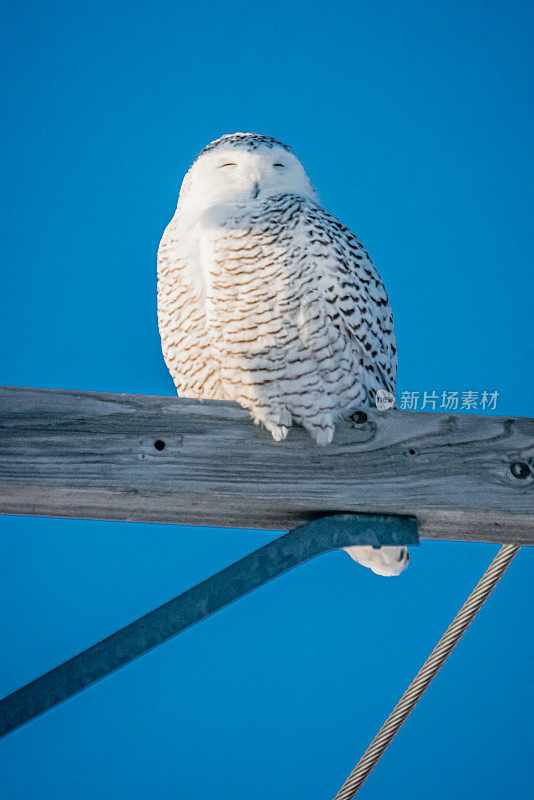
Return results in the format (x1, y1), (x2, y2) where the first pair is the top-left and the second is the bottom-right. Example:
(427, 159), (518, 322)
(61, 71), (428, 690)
(158, 133), (397, 443)
(157, 133), (408, 575)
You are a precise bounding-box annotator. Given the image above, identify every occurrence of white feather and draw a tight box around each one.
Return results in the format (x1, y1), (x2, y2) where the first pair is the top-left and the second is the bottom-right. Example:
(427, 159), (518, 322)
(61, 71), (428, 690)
(158, 133), (406, 576)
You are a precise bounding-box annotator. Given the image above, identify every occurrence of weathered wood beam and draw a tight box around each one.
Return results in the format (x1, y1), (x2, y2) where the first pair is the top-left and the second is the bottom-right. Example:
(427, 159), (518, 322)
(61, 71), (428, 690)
(0, 386), (532, 543)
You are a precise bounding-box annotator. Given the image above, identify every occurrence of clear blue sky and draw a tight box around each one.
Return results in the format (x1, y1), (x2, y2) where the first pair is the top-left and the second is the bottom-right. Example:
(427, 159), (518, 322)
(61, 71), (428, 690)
(1, 2), (532, 798)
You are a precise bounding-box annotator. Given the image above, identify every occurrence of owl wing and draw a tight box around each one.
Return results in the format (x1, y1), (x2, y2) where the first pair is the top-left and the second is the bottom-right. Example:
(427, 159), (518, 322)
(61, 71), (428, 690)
(157, 215), (225, 400)
(305, 203), (398, 399)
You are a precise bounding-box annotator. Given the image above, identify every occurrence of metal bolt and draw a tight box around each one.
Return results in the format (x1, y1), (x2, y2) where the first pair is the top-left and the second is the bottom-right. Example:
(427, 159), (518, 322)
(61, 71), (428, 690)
(510, 461), (530, 479)
(350, 410), (368, 424)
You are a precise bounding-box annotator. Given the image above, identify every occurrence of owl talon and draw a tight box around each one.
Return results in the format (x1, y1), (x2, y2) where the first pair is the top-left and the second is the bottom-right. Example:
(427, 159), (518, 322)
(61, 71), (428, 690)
(268, 424), (288, 442)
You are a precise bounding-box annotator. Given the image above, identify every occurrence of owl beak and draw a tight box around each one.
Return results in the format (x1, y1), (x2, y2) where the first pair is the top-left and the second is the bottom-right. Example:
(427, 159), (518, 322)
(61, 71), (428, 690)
(252, 181), (260, 199)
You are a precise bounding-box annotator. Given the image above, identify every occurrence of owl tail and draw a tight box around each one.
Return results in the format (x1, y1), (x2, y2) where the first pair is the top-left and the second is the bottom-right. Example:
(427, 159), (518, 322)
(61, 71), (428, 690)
(344, 545), (410, 576)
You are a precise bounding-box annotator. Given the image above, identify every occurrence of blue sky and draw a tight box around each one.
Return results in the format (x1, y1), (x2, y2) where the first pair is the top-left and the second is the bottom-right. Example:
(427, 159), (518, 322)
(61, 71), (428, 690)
(1, 1), (532, 798)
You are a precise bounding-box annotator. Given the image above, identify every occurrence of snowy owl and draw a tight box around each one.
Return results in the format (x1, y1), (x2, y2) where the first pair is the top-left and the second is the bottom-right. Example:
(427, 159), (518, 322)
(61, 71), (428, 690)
(158, 133), (408, 576)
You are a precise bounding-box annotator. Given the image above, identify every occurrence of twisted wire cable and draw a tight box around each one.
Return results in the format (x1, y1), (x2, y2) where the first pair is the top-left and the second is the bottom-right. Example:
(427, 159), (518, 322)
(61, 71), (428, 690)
(333, 543), (520, 800)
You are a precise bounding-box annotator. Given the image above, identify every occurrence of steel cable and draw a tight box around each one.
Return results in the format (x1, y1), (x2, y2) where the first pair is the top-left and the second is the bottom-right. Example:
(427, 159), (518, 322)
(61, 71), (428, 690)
(333, 543), (520, 799)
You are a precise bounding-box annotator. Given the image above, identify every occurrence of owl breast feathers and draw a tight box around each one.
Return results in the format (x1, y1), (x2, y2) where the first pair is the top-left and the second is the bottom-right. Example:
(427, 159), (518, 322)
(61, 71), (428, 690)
(157, 133), (397, 445)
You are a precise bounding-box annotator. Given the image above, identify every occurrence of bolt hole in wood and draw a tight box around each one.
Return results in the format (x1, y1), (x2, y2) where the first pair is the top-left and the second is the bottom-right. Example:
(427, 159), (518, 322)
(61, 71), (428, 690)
(408, 449), (416, 455)
(154, 440), (165, 451)
(510, 461), (531, 480)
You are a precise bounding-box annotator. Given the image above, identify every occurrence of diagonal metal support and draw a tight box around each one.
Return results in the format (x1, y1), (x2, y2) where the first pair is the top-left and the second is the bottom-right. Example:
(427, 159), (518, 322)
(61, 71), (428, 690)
(0, 513), (418, 739)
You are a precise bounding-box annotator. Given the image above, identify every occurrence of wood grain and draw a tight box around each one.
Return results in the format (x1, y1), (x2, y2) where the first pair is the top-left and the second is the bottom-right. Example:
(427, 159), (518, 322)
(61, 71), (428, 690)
(0, 386), (532, 543)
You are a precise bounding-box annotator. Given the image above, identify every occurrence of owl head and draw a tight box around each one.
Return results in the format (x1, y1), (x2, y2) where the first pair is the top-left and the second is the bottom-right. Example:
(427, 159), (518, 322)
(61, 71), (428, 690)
(177, 133), (317, 214)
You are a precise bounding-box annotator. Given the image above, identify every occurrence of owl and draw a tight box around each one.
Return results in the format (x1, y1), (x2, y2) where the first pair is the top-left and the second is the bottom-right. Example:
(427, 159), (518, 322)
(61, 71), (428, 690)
(158, 133), (408, 576)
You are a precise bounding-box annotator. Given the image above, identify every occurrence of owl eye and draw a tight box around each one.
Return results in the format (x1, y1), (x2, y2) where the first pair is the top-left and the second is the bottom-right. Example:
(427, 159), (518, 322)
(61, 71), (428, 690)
(219, 162), (238, 168)
(273, 163), (285, 168)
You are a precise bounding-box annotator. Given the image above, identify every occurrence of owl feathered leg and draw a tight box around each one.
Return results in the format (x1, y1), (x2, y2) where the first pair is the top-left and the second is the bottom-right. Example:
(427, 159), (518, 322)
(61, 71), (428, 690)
(250, 403), (292, 442)
(300, 414), (335, 445)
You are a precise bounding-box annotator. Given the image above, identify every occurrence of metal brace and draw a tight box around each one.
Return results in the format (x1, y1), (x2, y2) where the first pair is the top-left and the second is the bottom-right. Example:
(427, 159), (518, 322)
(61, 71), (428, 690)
(0, 512), (419, 738)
